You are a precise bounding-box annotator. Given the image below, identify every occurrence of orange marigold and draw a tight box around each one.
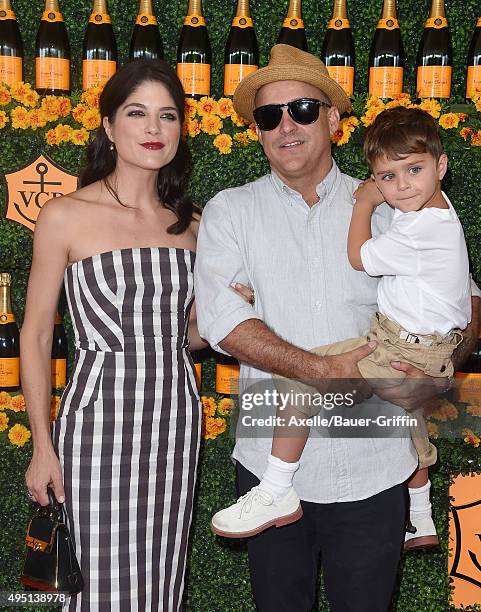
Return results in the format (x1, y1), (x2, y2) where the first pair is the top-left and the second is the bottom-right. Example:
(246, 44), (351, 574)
(57, 96), (72, 117)
(0, 411), (9, 432)
(8, 423), (31, 447)
(438, 113), (460, 129)
(201, 395), (217, 417)
(81, 90), (100, 109)
(72, 103), (88, 123)
(45, 128), (58, 146)
(81, 108), (101, 130)
(70, 128), (90, 146)
(213, 133), (233, 154)
(201, 114), (223, 135)
(10, 81), (30, 103)
(218, 398), (235, 415)
(0, 109), (8, 129)
(230, 109), (249, 127)
(198, 96), (219, 117)
(28, 108), (48, 130)
(0, 86), (11, 105)
(184, 98), (198, 119)
(234, 132), (250, 146)
(217, 97), (234, 119)
(246, 123), (258, 141)
(54, 123), (73, 143)
(186, 118), (201, 138)
(460, 127), (473, 141)
(471, 130), (481, 146)
(0, 391), (11, 408)
(204, 416), (227, 440)
(416, 98), (441, 119)
(9, 394), (26, 412)
(41, 95), (61, 121)
(10, 105), (30, 129)
(361, 107), (383, 127)
(22, 89), (39, 108)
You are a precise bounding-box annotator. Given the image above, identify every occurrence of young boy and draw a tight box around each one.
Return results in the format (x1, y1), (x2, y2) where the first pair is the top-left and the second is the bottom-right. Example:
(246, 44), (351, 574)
(211, 107), (472, 548)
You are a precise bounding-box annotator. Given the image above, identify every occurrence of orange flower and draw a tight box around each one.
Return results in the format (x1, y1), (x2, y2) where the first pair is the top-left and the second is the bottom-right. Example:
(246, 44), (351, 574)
(438, 112), (461, 129)
(70, 128), (90, 145)
(366, 96), (386, 110)
(0, 86), (11, 105)
(385, 93), (411, 108)
(460, 127), (473, 141)
(463, 428), (480, 448)
(0, 391), (11, 409)
(0, 109), (8, 129)
(57, 96), (72, 117)
(230, 109), (249, 127)
(218, 398), (234, 415)
(217, 97), (234, 119)
(81, 89), (100, 109)
(184, 98), (198, 119)
(10, 105), (30, 129)
(186, 118), (201, 138)
(22, 89), (39, 108)
(204, 416), (227, 440)
(45, 128), (58, 145)
(201, 114), (223, 135)
(54, 123), (73, 143)
(471, 130), (481, 146)
(234, 132), (250, 146)
(41, 95), (60, 121)
(201, 395), (217, 417)
(9, 394), (26, 412)
(198, 96), (219, 117)
(361, 107), (383, 127)
(0, 411), (9, 432)
(8, 423), (31, 447)
(10, 81), (30, 103)
(81, 108), (101, 130)
(246, 123), (258, 141)
(416, 98), (441, 119)
(72, 103), (88, 123)
(213, 133), (233, 154)
(28, 108), (48, 130)
(467, 403), (481, 417)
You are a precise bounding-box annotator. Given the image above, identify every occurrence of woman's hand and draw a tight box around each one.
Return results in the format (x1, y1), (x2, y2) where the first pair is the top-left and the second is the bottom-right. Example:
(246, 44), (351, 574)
(25, 447), (65, 506)
(232, 282), (255, 305)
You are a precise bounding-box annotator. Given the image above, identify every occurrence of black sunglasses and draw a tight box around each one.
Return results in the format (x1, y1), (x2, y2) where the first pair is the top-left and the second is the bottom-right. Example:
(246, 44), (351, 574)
(253, 98), (331, 131)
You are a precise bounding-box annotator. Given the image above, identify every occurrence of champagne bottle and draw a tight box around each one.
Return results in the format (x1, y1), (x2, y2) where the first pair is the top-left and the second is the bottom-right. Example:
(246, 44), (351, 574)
(224, 0), (259, 97)
(82, 0), (117, 90)
(130, 0), (163, 60)
(455, 331), (481, 403)
(321, 0), (355, 97)
(35, 0), (70, 95)
(277, 0), (308, 52)
(466, 16), (481, 100)
(51, 312), (67, 391)
(368, 0), (405, 99)
(0, 273), (20, 392)
(215, 353), (239, 396)
(190, 349), (203, 390)
(177, 0), (211, 99)
(0, 0), (23, 86)
(416, 0), (452, 99)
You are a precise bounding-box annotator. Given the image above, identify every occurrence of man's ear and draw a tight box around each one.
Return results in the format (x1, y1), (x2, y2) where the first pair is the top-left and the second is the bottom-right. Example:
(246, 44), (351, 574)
(327, 106), (340, 135)
(438, 153), (448, 180)
(256, 123), (263, 147)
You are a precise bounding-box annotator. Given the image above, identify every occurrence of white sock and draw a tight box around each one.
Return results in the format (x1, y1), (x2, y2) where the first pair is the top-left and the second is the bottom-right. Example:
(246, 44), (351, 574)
(258, 454), (299, 501)
(409, 480), (432, 515)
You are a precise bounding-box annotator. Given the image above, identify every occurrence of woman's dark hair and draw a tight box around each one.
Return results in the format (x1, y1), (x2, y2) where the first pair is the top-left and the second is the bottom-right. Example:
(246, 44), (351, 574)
(80, 59), (196, 234)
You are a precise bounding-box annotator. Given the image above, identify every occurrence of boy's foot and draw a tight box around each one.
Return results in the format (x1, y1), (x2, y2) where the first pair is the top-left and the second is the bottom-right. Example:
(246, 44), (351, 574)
(211, 485), (303, 538)
(404, 513), (439, 551)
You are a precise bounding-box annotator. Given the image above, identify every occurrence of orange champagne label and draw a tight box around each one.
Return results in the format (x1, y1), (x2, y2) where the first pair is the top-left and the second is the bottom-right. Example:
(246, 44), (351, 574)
(416, 65), (451, 98)
(36, 57), (70, 90)
(466, 65), (481, 99)
(0, 9), (16, 19)
(327, 65), (354, 97)
(89, 12), (112, 24)
(327, 18), (350, 30)
(184, 14), (206, 27)
(194, 362), (201, 389)
(377, 18), (399, 30)
(51, 358), (67, 389)
(41, 10), (64, 22)
(177, 62), (210, 96)
(0, 56), (22, 86)
(0, 313), (16, 324)
(216, 364), (240, 395)
(232, 16), (254, 28)
(136, 13), (158, 26)
(82, 59), (116, 90)
(369, 66), (403, 98)
(455, 372), (481, 404)
(0, 357), (19, 386)
(224, 63), (258, 96)
(425, 17), (448, 28)
(282, 17), (304, 29)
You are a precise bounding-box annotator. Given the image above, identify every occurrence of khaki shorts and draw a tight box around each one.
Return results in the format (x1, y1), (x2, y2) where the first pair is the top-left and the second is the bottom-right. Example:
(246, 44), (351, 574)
(274, 313), (463, 469)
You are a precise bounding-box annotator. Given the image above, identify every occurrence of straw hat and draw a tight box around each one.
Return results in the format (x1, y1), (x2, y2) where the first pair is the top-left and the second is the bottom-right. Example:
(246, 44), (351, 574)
(233, 44), (352, 123)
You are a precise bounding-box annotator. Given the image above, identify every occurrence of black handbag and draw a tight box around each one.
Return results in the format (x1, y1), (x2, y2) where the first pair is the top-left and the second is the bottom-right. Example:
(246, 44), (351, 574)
(20, 487), (84, 595)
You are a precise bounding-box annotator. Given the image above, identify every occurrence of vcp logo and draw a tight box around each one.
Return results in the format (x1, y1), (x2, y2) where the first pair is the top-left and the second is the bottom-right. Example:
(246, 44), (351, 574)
(4, 153), (78, 231)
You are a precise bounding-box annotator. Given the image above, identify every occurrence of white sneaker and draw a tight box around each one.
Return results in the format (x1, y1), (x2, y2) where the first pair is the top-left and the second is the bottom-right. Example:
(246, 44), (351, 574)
(211, 485), (303, 538)
(404, 512), (439, 551)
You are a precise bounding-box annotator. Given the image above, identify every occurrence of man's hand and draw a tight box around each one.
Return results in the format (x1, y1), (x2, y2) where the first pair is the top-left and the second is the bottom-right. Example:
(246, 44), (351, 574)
(374, 361), (449, 412)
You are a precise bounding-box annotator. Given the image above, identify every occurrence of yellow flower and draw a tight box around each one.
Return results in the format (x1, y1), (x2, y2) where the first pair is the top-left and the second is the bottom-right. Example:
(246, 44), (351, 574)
(201, 113), (223, 135)
(81, 108), (101, 130)
(184, 98), (198, 119)
(10, 105), (30, 129)
(361, 107), (384, 127)
(234, 132), (250, 146)
(22, 89), (39, 108)
(0, 391), (11, 409)
(0, 109), (9, 128)
(10, 81), (31, 103)
(0, 411), (9, 431)
(384, 93), (412, 109)
(218, 397), (235, 415)
(213, 133), (233, 154)
(0, 86), (11, 106)
(45, 128), (58, 146)
(427, 422), (439, 439)
(460, 127), (473, 141)
(72, 103), (88, 123)
(438, 112), (461, 129)
(204, 416), (227, 440)
(463, 428), (480, 448)
(217, 97), (234, 119)
(246, 123), (258, 141)
(366, 96), (386, 111)
(344, 116), (360, 130)
(70, 128), (90, 146)
(198, 96), (219, 117)
(57, 96), (72, 117)
(467, 403), (481, 417)
(471, 130), (481, 146)
(28, 108), (48, 130)
(475, 98), (481, 113)
(331, 118), (357, 146)
(41, 95), (61, 121)
(8, 423), (31, 447)
(186, 118), (201, 138)
(9, 394), (26, 412)
(54, 123), (73, 143)
(230, 109), (249, 127)
(81, 89), (100, 109)
(201, 395), (216, 417)
(416, 98), (441, 119)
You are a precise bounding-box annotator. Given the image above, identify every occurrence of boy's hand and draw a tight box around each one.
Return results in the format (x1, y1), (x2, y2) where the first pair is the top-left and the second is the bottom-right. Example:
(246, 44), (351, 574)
(354, 178), (385, 209)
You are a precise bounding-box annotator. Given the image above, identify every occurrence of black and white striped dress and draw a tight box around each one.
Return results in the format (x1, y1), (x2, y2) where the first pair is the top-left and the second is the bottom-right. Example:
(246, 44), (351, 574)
(52, 247), (201, 611)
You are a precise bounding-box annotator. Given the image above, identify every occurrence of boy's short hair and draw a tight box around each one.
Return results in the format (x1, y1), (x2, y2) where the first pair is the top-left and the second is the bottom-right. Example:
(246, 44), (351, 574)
(363, 107), (444, 168)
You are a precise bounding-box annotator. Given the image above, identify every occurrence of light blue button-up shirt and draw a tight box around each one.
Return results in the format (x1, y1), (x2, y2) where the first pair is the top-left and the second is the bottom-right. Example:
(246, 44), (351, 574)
(195, 161), (420, 503)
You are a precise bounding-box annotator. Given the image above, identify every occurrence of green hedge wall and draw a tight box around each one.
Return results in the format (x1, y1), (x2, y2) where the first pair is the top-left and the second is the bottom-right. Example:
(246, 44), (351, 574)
(1, 1), (481, 611)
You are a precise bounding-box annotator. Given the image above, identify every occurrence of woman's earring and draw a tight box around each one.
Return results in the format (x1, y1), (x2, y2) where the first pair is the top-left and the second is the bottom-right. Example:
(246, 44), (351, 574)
(110, 142), (115, 151)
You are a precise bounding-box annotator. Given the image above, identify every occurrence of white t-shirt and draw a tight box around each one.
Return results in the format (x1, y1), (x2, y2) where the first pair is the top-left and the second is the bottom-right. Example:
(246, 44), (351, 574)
(360, 192), (471, 336)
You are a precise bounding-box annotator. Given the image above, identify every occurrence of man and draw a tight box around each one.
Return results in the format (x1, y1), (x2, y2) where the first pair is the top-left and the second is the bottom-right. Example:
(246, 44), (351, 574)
(194, 45), (480, 611)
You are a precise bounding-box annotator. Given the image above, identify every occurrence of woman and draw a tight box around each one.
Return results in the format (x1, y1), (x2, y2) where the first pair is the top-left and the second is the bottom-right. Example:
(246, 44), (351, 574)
(21, 59), (206, 611)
